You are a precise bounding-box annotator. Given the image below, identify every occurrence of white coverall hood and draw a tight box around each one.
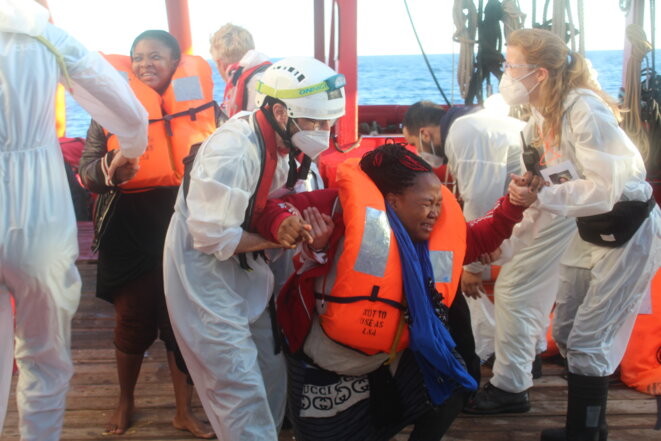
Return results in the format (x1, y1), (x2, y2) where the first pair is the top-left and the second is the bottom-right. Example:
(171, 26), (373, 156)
(0, 0), (50, 36)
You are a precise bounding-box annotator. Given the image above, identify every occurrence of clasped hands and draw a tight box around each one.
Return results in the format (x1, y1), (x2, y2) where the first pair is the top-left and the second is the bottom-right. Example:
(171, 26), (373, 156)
(507, 171), (547, 207)
(276, 205), (334, 251)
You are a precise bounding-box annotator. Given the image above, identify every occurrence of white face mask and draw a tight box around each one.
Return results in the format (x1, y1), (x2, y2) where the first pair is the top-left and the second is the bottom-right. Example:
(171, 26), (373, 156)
(499, 70), (539, 106)
(418, 130), (444, 168)
(419, 151), (444, 169)
(291, 120), (330, 159)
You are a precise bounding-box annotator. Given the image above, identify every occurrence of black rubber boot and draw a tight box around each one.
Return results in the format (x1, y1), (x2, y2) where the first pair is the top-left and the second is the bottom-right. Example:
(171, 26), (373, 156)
(540, 372), (609, 441)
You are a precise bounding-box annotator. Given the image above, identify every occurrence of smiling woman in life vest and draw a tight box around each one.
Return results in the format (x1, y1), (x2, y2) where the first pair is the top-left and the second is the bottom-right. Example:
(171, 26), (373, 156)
(78, 29), (216, 438)
(131, 34), (180, 94)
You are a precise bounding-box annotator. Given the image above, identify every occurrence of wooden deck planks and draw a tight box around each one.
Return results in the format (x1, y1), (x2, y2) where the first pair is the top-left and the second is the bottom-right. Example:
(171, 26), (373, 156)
(1, 259), (659, 441)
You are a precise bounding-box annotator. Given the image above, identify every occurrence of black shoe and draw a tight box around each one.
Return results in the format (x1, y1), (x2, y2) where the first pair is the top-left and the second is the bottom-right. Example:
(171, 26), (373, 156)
(532, 354), (543, 379)
(463, 382), (531, 414)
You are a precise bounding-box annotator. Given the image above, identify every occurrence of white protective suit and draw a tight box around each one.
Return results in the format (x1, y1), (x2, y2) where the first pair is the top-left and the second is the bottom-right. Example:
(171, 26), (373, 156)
(490, 209), (575, 393)
(163, 113), (291, 441)
(0, 1), (148, 439)
(444, 106), (525, 361)
(531, 89), (661, 377)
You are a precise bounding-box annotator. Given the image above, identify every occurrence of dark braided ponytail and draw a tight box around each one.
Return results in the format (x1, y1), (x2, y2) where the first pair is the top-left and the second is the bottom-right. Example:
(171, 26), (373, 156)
(359, 143), (432, 196)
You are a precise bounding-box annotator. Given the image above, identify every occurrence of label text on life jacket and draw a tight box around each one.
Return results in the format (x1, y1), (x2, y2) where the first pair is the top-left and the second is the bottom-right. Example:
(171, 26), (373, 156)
(360, 308), (386, 335)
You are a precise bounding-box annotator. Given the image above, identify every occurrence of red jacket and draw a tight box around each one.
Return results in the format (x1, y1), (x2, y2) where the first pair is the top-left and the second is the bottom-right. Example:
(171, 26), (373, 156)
(256, 188), (525, 353)
(257, 189), (525, 266)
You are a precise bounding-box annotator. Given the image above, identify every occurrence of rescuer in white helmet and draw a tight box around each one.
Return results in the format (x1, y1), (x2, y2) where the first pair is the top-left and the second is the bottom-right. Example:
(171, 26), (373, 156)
(163, 56), (345, 441)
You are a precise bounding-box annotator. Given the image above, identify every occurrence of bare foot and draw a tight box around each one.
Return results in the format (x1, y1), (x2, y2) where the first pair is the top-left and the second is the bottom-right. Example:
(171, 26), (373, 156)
(104, 399), (134, 435)
(173, 413), (215, 439)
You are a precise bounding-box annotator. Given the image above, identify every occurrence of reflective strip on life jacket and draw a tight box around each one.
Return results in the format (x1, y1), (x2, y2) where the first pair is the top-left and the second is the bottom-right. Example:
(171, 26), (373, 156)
(319, 159), (466, 355)
(103, 53), (217, 191)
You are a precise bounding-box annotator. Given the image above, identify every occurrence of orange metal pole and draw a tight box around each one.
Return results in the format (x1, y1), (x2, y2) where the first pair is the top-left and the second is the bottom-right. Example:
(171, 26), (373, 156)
(335, 0), (358, 147)
(165, 0), (193, 55)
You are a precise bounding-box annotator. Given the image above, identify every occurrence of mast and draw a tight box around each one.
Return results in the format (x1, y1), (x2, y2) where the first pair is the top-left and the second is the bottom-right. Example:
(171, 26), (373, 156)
(331, 0), (359, 150)
(164, 0), (193, 55)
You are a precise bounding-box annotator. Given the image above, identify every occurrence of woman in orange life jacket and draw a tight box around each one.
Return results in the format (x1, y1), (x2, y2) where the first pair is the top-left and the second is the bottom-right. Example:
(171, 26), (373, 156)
(256, 143), (542, 441)
(78, 30), (214, 438)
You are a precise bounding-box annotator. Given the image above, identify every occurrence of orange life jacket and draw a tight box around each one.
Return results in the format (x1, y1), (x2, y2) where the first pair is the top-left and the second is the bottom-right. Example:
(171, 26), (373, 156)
(318, 159), (467, 355)
(620, 268), (661, 395)
(103, 53), (217, 191)
(223, 61), (272, 118)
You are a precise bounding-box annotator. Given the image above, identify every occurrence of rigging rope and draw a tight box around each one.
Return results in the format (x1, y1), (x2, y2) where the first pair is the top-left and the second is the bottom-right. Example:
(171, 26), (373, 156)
(552, 1), (567, 45)
(577, 0), (585, 55)
(403, 0), (451, 106)
(622, 24), (652, 160)
(651, 0), (656, 74)
(464, 0), (506, 104)
(501, 0), (526, 40)
(453, 0), (478, 100)
(640, 0), (660, 179)
(565, 0), (576, 52)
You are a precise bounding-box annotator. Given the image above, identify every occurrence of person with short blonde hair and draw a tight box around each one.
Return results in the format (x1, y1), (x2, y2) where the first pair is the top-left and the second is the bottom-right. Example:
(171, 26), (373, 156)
(210, 23), (254, 75)
(210, 23), (270, 118)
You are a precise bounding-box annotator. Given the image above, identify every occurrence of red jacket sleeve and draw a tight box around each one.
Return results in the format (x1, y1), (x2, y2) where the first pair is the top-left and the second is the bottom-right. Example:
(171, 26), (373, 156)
(255, 188), (339, 242)
(464, 196), (526, 264)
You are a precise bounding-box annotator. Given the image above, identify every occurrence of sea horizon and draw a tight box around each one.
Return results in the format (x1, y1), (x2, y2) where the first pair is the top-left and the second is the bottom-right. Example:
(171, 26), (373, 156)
(63, 50), (661, 137)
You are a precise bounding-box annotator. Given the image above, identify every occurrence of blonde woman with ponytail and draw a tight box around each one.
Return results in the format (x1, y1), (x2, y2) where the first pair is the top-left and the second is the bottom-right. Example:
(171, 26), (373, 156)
(500, 28), (660, 441)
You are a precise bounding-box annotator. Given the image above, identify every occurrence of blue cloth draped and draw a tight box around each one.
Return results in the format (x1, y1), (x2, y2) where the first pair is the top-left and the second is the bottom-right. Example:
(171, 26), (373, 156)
(386, 204), (477, 405)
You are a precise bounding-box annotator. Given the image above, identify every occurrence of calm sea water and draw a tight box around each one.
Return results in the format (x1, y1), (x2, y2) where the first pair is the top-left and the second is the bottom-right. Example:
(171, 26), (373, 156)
(64, 51), (661, 137)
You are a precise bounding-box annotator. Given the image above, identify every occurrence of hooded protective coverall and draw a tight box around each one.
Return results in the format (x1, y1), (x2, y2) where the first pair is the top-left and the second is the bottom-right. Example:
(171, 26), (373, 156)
(450, 105), (577, 395)
(444, 107), (525, 361)
(531, 89), (660, 376)
(163, 112), (289, 441)
(0, 1), (147, 439)
(489, 208), (575, 393)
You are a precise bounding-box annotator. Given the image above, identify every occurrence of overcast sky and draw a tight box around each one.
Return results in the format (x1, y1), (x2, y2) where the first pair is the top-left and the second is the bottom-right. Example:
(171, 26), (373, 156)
(46, 0), (657, 57)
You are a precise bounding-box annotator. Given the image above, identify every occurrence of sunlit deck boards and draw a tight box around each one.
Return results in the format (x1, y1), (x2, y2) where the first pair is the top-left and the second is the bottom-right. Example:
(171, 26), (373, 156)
(2, 248), (659, 440)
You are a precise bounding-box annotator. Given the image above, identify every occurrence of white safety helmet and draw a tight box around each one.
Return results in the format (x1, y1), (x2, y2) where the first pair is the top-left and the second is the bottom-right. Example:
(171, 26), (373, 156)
(255, 56), (346, 120)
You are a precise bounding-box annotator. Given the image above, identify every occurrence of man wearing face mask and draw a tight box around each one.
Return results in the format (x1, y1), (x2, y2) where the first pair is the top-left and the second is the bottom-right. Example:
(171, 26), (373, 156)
(162, 56), (345, 441)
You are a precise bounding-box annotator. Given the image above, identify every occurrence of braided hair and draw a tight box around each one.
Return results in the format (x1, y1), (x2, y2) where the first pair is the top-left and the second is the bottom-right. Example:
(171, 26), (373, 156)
(359, 143), (433, 196)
